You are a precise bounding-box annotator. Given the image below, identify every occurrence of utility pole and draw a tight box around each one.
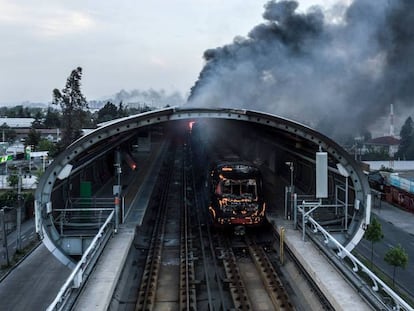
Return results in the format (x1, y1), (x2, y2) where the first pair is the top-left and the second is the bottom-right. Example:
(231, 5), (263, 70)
(113, 150), (122, 232)
(1, 207), (10, 266)
(16, 166), (22, 251)
(26, 146), (32, 172)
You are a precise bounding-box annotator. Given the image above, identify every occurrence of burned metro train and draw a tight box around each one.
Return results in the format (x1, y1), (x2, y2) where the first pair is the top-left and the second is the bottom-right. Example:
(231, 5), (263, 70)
(208, 161), (266, 228)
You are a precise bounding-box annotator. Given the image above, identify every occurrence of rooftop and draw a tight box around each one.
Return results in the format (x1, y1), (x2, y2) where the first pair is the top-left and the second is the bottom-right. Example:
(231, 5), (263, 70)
(0, 118), (35, 128)
(367, 136), (400, 146)
(364, 160), (414, 171)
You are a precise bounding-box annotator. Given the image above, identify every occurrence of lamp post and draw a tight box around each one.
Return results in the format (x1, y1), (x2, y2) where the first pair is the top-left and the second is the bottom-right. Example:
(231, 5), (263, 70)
(285, 161), (294, 220)
(113, 150), (122, 232)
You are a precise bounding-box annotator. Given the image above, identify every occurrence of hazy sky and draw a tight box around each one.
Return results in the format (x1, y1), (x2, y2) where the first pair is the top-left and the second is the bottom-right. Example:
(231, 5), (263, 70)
(0, 0), (344, 103)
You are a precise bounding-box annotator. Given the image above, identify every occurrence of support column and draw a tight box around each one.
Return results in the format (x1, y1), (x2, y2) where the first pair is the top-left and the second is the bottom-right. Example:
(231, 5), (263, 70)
(113, 150), (122, 232)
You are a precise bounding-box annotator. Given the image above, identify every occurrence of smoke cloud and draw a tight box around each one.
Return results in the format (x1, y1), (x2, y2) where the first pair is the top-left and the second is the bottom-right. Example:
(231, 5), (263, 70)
(188, 0), (414, 139)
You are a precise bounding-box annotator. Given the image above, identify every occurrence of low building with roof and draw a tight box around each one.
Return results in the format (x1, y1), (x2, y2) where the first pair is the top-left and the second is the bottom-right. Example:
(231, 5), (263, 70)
(364, 135), (400, 157)
(364, 160), (414, 171)
(0, 117), (34, 128)
(0, 117), (61, 142)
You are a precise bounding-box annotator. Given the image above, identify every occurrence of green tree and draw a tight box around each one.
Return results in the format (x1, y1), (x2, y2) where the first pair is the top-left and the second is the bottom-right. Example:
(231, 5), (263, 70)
(38, 139), (57, 156)
(0, 190), (17, 207)
(17, 105), (24, 117)
(97, 101), (118, 123)
(8, 105), (31, 118)
(26, 128), (41, 149)
(43, 107), (61, 128)
(6, 174), (19, 188)
(82, 110), (95, 128)
(364, 217), (384, 268)
(0, 123), (16, 143)
(384, 244), (408, 286)
(32, 111), (44, 129)
(396, 116), (414, 160)
(53, 67), (88, 148)
(118, 101), (128, 117)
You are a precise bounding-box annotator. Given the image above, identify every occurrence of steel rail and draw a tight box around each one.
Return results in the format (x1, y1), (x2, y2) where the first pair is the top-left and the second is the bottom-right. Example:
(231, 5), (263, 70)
(180, 154), (197, 310)
(246, 237), (294, 311)
(135, 152), (175, 311)
(271, 228), (335, 310)
(220, 238), (253, 311)
(190, 150), (228, 310)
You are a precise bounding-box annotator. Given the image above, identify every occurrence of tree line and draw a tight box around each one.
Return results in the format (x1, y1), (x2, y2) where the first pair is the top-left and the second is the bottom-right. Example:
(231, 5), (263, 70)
(395, 116), (414, 160)
(1, 67), (163, 155)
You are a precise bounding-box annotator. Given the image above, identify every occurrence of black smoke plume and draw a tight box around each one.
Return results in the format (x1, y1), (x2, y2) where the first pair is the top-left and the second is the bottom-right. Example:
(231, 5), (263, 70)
(188, 0), (414, 139)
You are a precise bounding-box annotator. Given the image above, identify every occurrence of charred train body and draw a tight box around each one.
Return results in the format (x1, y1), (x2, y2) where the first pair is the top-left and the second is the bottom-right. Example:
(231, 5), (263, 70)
(208, 161), (266, 227)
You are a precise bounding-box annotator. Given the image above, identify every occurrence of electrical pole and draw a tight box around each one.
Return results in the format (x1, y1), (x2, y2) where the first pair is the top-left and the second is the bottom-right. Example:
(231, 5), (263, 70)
(16, 166), (22, 252)
(113, 150), (122, 232)
(1, 207), (10, 266)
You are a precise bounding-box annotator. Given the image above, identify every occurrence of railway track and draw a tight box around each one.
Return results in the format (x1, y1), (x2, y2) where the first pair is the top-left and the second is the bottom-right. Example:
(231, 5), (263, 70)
(187, 139), (295, 311)
(132, 138), (325, 310)
(245, 237), (293, 310)
(215, 234), (294, 311)
(180, 148), (196, 311)
(135, 144), (199, 311)
(135, 146), (184, 310)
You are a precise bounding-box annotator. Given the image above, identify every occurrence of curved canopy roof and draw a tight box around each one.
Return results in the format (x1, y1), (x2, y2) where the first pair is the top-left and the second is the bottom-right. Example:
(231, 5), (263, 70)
(35, 107), (371, 266)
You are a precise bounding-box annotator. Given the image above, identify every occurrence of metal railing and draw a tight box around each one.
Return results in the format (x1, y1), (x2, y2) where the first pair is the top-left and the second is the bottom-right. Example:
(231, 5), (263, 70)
(54, 197), (122, 235)
(307, 216), (413, 311)
(46, 210), (115, 311)
(66, 196), (116, 209)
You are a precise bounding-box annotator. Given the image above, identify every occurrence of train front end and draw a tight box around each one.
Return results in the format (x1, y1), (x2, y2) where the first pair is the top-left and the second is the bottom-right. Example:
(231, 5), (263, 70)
(209, 162), (266, 228)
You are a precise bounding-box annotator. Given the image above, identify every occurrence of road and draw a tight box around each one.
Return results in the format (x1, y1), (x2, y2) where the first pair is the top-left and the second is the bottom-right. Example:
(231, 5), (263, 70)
(0, 218), (71, 311)
(355, 208), (414, 298)
(0, 244), (71, 311)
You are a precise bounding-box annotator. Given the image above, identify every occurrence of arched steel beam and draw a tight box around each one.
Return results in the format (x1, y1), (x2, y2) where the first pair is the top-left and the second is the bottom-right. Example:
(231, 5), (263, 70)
(35, 107), (370, 266)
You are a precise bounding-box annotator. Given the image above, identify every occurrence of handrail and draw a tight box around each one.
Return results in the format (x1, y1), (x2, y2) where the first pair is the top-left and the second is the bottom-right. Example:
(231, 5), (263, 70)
(307, 216), (413, 311)
(53, 208), (114, 212)
(46, 210), (115, 311)
(67, 197), (115, 207)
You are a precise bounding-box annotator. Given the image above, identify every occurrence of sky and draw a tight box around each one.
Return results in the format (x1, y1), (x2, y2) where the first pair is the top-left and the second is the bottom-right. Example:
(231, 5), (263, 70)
(0, 0), (343, 104)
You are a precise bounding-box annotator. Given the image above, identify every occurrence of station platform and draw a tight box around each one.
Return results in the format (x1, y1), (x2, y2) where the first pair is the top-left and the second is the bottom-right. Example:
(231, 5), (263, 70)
(268, 196), (414, 311)
(73, 141), (167, 311)
(268, 214), (374, 310)
(73, 226), (135, 311)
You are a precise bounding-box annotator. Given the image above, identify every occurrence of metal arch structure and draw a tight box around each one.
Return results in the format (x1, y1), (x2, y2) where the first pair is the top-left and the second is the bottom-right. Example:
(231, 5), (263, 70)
(35, 107), (371, 267)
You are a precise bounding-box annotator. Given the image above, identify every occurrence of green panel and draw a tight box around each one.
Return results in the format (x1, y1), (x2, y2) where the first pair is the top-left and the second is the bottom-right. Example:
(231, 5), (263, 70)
(80, 181), (92, 207)
(80, 181), (92, 197)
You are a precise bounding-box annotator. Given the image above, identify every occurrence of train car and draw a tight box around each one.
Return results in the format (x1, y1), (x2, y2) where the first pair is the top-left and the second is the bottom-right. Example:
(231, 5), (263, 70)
(208, 161), (266, 232)
(383, 184), (414, 212)
(368, 170), (414, 213)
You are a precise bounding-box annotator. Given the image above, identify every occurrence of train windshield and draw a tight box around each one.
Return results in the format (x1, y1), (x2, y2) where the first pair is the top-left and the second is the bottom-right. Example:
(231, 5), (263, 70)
(217, 178), (257, 200)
